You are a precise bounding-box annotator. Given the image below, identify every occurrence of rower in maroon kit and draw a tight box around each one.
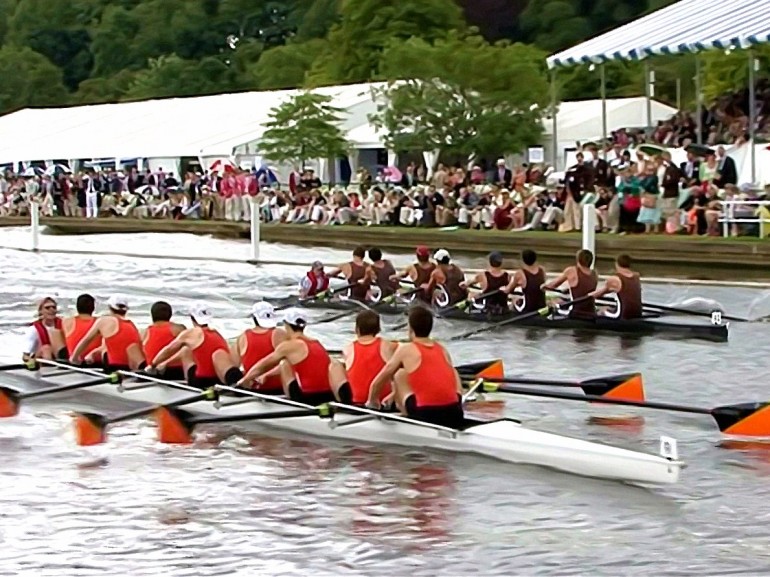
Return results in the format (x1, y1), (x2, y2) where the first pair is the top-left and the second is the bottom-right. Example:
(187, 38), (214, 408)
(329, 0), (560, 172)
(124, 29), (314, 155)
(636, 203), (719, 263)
(391, 245), (437, 304)
(328, 246), (370, 301)
(542, 249), (597, 319)
(590, 254), (643, 319)
(502, 249), (547, 313)
(465, 251), (511, 315)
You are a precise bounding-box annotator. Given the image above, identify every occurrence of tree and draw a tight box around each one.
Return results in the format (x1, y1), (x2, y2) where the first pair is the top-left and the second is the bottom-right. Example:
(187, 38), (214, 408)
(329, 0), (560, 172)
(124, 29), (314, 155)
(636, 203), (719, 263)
(71, 70), (137, 105)
(259, 91), (349, 167)
(249, 40), (326, 90)
(310, 0), (467, 84)
(123, 55), (238, 101)
(294, 0), (341, 42)
(0, 46), (69, 114)
(371, 33), (549, 158)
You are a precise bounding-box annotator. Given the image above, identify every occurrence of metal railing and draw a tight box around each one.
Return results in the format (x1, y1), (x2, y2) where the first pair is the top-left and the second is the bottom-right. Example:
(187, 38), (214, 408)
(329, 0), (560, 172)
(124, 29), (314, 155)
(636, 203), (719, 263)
(718, 199), (770, 238)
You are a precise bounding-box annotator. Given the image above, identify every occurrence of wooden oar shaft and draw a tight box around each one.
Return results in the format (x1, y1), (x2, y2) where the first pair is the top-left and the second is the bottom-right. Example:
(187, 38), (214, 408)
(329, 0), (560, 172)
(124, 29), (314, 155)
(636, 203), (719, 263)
(21, 376), (116, 399)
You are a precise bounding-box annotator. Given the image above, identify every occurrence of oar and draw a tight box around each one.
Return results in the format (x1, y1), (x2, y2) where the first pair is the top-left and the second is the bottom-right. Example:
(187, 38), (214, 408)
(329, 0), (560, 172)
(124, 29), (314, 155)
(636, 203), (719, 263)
(479, 380), (770, 436)
(461, 372), (645, 400)
(640, 301), (748, 322)
(73, 388), (218, 446)
(276, 281), (358, 311)
(448, 296), (592, 341)
(316, 286), (421, 324)
(0, 374), (120, 418)
(437, 288), (502, 315)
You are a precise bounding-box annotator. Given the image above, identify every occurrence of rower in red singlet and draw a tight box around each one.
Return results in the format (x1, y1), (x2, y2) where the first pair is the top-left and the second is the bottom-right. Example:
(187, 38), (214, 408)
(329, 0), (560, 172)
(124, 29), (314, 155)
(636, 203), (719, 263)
(62, 294), (101, 365)
(502, 249), (547, 313)
(465, 251), (511, 315)
(590, 254), (643, 320)
(367, 307), (464, 428)
(238, 308), (348, 404)
(366, 247), (398, 301)
(328, 246), (370, 301)
(142, 301), (186, 380)
(542, 249), (598, 320)
(299, 260), (330, 298)
(70, 295), (145, 370)
(391, 246), (436, 304)
(149, 304), (243, 389)
(426, 249), (467, 307)
(232, 302), (287, 393)
(338, 310), (398, 405)
(22, 297), (67, 362)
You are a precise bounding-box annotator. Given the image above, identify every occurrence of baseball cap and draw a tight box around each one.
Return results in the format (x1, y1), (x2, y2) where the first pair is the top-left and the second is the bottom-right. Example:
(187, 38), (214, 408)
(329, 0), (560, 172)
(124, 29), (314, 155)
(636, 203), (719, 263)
(190, 303), (213, 326)
(434, 249), (451, 262)
(107, 295), (129, 310)
(416, 245), (430, 257)
(282, 308), (308, 328)
(251, 301), (278, 328)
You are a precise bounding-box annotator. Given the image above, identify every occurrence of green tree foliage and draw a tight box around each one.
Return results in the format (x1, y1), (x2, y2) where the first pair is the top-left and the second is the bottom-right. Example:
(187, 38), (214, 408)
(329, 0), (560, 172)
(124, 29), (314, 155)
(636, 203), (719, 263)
(295, 0), (341, 42)
(250, 40), (327, 90)
(372, 33), (549, 157)
(259, 92), (349, 166)
(0, 45), (68, 112)
(124, 55), (238, 101)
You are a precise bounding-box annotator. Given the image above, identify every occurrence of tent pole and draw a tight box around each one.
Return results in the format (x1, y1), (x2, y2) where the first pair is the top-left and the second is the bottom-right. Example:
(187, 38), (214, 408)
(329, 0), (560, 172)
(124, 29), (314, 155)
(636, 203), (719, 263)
(748, 49), (757, 185)
(695, 56), (703, 145)
(600, 64), (607, 160)
(550, 69), (558, 169)
(676, 78), (681, 111)
(644, 61), (653, 135)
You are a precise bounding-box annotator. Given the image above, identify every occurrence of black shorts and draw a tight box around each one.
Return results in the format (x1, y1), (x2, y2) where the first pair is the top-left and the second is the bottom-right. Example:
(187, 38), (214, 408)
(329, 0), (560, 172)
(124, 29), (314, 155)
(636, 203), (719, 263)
(405, 395), (464, 429)
(158, 366), (185, 381)
(186, 365), (243, 391)
(287, 380), (335, 406)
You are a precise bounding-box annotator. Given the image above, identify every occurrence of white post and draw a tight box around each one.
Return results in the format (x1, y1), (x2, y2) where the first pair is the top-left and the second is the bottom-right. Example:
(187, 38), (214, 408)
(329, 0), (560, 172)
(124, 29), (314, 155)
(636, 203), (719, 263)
(30, 200), (40, 252)
(249, 197), (260, 263)
(582, 203), (596, 268)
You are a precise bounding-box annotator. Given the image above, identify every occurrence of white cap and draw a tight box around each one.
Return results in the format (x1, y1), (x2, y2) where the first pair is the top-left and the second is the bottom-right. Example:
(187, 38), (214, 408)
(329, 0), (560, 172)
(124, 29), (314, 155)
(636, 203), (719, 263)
(251, 301), (278, 328)
(282, 308), (308, 328)
(434, 249), (451, 262)
(190, 303), (213, 326)
(497, 158), (506, 166)
(107, 295), (128, 310)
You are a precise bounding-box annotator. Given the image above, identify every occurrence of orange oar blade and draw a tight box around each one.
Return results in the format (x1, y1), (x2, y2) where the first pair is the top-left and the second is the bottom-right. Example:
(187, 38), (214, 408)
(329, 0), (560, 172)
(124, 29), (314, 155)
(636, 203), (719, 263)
(73, 412), (108, 446)
(0, 387), (20, 418)
(156, 407), (194, 444)
(715, 403), (770, 437)
(580, 372), (645, 401)
(475, 360), (504, 379)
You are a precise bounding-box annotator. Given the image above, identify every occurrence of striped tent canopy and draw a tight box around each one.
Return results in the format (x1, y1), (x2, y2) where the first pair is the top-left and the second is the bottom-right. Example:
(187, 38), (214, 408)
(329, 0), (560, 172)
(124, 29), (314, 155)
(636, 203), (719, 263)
(547, 0), (770, 69)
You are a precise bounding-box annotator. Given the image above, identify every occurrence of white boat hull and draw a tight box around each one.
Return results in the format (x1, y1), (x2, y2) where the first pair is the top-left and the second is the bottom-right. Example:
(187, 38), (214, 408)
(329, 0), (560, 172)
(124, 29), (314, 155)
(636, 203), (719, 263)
(0, 367), (683, 485)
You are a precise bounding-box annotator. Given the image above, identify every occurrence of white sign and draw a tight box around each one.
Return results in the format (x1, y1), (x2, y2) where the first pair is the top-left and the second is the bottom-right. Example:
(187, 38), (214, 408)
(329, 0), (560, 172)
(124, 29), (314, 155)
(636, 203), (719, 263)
(528, 147), (544, 164)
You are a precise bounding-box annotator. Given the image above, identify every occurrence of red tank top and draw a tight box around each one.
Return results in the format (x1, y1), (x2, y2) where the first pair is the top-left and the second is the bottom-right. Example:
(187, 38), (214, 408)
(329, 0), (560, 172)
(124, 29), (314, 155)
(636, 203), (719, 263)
(347, 338), (390, 404)
(192, 328), (230, 379)
(103, 317), (142, 367)
(242, 329), (282, 392)
(291, 337), (331, 394)
(31, 318), (63, 348)
(144, 322), (181, 366)
(65, 317), (99, 357)
(407, 342), (458, 407)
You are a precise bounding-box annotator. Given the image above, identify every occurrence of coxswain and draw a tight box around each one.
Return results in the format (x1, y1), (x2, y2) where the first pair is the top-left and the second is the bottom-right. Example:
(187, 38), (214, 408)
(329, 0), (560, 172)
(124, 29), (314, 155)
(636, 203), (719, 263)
(590, 254), (643, 319)
(299, 260), (329, 298)
(232, 302), (287, 393)
(327, 246), (370, 301)
(503, 249), (547, 313)
(62, 294), (101, 365)
(22, 297), (66, 362)
(390, 246), (436, 303)
(366, 247), (398, 301)
(366, 307), (464, 429)
(338, 310), (398, 405)
(237, 308), (348, 404)
(148, 304), (243, 389)
(426, 249), (467, 307)
(142, 301), (186, 380)
(542, 249), (597, 319)
(464, 251), (510, 314)
(70, 295), (145, 371)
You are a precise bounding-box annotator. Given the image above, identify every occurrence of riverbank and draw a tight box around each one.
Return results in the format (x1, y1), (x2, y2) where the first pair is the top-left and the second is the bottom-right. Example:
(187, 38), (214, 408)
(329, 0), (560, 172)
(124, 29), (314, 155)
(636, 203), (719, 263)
(1, 217), (768, 280)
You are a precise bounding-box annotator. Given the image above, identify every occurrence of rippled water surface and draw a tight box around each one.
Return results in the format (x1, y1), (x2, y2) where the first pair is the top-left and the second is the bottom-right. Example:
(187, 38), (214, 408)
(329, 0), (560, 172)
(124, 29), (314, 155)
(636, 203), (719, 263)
(2, 229), (770, 576)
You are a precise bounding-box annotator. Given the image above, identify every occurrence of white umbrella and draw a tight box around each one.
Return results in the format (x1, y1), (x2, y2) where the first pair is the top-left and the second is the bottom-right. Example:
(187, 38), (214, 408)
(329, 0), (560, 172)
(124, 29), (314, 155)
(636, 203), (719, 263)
(21, 167), (43, 177)
(44, 164), (72, 176)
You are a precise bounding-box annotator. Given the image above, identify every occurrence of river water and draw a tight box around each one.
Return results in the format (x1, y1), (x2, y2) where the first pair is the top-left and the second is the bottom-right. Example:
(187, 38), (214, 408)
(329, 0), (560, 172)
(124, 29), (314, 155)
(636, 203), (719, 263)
(1, 229), (770, 576)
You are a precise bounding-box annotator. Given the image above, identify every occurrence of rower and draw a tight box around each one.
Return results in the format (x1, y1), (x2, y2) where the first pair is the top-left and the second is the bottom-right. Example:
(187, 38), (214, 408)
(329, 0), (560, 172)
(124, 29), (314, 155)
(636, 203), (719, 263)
(23, 297), (66, 362)
(338, 311), (397, 405)
(427, 249), (467, 307)
(299, 260), (329, 298)
(542, 249), (597, 319)
(62, 294), (101, 365)
(148, 304), (243, 390)
(390, 245), (436, 303)
(70, 295), (145, 371)
(366, 307), (464, 429)
(465, 251), (510, 314)
(327, 246), (370, 301)
(142, 301), (186, 380)
(503, 249), (547, 313)
(591, 254), (643, 320)
(238, 308), (348, 404)
(366, 247), (398, 301)
(232, 302), (287, 393)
